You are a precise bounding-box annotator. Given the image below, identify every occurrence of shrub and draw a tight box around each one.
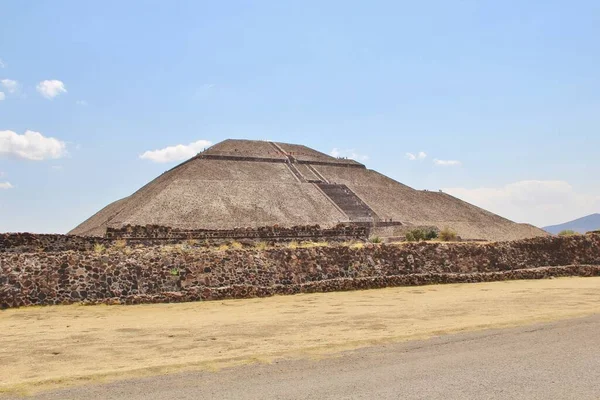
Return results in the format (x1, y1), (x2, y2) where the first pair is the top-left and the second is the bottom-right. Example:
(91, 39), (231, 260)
(230, 241), (244, 250)
(186, 239), (199, 247)
(439, 227), (458, 242)
(412, 229), (425, 241)
(218, 244), (230, 251)
(301, 241), (329, 248)
(424, 229), (438, 240)
(169, 268), (180, 276)
(558, 230), (579, 237)
(173, 243), (191, 253)
(93, 243), (105, 253)
(255, 241), (268, 250)
(112, 239), (127, 250)
(287, 240), (300, 249)
(405, 228), (437, 242)
(369, 236), (382, 244)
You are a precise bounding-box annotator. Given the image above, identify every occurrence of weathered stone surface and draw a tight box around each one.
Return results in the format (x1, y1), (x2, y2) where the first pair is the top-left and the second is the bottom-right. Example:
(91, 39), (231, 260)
(105, 224), (368, 241)
(67, 139), (550, 241)
(1, 234), (599, 309)
(0, 225), (367, 253)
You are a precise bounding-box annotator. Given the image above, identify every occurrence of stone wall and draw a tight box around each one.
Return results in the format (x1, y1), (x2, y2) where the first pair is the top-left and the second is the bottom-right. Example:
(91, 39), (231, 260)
(0, 225), (369, 253)
(1, 233), (599, 309)
(105, 224), (368, 241)
(0, 233), (110, 253)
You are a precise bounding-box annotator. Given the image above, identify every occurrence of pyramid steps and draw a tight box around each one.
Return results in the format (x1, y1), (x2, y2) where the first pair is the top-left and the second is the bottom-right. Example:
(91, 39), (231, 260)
(316, 183), (379, 223)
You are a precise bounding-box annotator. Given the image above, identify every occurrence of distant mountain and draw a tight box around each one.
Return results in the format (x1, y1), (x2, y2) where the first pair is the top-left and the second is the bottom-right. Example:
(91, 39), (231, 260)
(543, 213), (600, 235)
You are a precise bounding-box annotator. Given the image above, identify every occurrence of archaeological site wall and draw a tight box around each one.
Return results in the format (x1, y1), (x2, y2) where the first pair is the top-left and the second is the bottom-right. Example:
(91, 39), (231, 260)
(1, 233), (599, 309)
(105, 224), (368, 241)
(0, 225), (368, 253)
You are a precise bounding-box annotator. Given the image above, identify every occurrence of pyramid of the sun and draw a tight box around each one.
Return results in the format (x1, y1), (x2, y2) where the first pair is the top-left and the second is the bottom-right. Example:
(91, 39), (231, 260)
(70, 139), (547, 241)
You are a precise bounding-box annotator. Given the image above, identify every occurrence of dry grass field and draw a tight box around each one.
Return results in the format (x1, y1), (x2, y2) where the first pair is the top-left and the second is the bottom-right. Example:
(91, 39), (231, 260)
(2, 277), (600, 395)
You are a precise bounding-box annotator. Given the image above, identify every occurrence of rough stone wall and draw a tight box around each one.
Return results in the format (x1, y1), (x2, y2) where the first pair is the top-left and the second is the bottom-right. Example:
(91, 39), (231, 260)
(0, 225), (368, 253)
(1, 234), (599, 309)
(0, 233), (111, 253)
(105, 224), (368, 241)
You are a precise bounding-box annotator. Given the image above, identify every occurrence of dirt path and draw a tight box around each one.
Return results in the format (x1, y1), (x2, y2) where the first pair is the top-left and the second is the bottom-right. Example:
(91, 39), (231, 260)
(2, 277), (600, 395)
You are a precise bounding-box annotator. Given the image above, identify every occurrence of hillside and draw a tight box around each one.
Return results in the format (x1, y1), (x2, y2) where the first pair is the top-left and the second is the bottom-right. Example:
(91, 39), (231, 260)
(543, 214), (600, 234)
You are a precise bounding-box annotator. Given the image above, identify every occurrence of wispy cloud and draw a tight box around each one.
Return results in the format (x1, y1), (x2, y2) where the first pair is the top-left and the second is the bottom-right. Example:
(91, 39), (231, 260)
(434, 158), (462, 167)
(330, 148), (369, 162)
(0, 130), (68, 161)
(0, 59), (5, 68)
(0, 181), (13, 189)
(36, 80), (67, 99)
(0, 92), (4, 101)
(444, 180), (600, 227)
(76, 100), (88, 106)
(1, 79), (19, 94)
(406, 151), (427, 161)
(140, 139), (213, 163)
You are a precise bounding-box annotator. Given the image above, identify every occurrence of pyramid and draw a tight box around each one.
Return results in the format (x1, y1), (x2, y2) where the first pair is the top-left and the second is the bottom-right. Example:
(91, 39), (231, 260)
(70, 139), (548, 241)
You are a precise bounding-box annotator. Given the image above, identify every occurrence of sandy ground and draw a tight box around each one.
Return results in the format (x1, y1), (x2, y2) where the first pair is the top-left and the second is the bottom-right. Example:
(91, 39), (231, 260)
(18, 315), (600, 400)
(2, 277), (600, 395)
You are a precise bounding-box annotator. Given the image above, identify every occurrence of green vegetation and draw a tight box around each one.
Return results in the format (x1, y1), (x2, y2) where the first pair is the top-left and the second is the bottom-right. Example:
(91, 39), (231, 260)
(112, 239), (127, 250)
(254, 241), (269, 250)
(369, 236), (382, 244)
(230, 241), (244, 250)
(300, 241), (330, 248)
(186, 239), (199, 247)
(169, 268), (180, 276)
(438, 227), (458, 242)
(93, 243), (106, 253)
(405, 228), (438, 242)
(558, 230), (579, 237)
(218, 243), (230, 251)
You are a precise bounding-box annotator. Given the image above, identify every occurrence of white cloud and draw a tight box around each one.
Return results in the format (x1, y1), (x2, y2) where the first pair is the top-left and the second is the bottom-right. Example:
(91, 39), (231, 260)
(434, 159), (462, 167)
(140, 139), (213, 163)
(36, 80), (67, 99)
(76, 100), (88, 106)
(406, 151), (427, 161)
(1, 79), (19, 93)
(0, 92), (4, 101)
(330, 148), (369, 162)
(0, 182), (13, 189)
(0, 59), (5, 68)
(0, 130), (68, 161)
(444, 180), (600, 227)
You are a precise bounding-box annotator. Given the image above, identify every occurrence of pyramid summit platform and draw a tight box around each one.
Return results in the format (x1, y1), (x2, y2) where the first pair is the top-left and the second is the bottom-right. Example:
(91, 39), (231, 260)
(70, 139), (547, 241)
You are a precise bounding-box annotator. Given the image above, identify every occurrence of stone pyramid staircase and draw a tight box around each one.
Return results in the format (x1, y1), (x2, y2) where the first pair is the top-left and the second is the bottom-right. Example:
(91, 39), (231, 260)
(316, 183), (379, 223)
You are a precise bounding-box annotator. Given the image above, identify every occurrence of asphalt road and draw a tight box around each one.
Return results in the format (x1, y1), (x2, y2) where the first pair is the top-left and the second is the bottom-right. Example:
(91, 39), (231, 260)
(13, 315), (600, 400)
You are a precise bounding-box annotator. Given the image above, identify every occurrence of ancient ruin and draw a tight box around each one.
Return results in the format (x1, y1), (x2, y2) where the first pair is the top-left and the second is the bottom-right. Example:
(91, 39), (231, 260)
(70, 139), (547, 242)
(2, 233), (599, 308)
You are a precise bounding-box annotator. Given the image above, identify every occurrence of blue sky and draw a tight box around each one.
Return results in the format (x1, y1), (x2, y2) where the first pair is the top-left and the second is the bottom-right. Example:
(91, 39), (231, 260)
(1, 0), (599, 233)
